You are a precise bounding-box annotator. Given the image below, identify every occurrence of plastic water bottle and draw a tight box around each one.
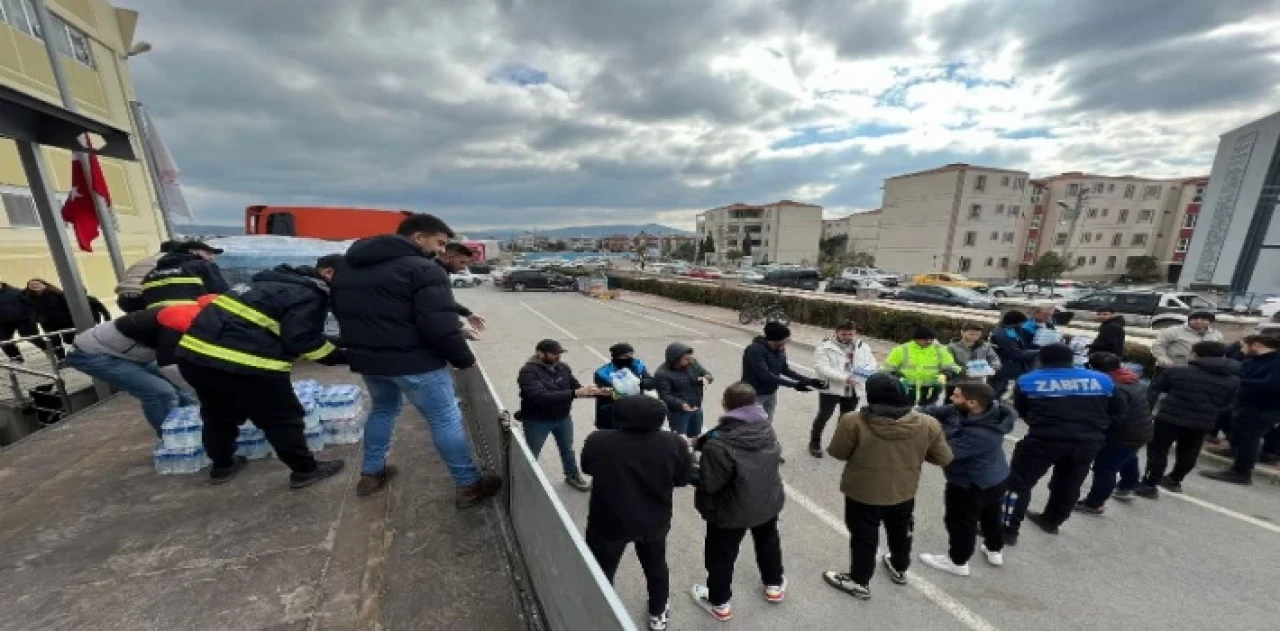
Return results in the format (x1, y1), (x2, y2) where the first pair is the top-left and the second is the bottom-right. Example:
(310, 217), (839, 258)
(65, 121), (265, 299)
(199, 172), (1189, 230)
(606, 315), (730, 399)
(306, 428), (325, 453)
(153, 447), (172, 475)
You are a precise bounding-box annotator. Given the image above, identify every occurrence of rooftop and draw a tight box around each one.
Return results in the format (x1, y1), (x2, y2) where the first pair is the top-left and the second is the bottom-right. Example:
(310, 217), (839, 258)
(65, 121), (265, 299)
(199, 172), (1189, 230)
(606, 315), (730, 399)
(886, 162), (1029, 181)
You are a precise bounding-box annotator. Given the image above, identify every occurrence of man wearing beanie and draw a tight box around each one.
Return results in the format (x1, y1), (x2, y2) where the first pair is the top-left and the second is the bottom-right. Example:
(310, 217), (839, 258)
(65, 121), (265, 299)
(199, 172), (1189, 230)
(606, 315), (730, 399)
(882, 325), (961, 406)
(990, 310), (1039, 398)
(741, 322), (823, 423)
(1151, 311), (1223, 368)
(822, 373), (953, 601)
(592, 342), (656, 430)
(1002, 344), (1127, 542)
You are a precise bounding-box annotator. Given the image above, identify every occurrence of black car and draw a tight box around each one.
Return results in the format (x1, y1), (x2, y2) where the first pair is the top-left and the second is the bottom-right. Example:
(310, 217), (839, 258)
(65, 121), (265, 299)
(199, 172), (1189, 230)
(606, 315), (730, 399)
(1064, 290), (1216, 329)
(759, 269), (821, 291)
(825, 278), (859, 295)
(897, 285), (996, 310)
(501, 269), (576, 292)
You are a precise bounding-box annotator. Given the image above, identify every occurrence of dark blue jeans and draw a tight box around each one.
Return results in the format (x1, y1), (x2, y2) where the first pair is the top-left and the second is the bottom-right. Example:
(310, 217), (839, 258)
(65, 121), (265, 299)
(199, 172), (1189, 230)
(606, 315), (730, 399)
(1083, 444), (1140, 507)
(522, 418), (580, 477)
(668, 409), (704, 438)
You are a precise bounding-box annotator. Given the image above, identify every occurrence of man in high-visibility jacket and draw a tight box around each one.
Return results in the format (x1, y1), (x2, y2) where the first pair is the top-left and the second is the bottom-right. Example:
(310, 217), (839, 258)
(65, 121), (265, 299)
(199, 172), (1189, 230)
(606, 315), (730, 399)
(882, 326), (961, 406)
(175, 256), (346, 488)
(141, 240), (230, 308)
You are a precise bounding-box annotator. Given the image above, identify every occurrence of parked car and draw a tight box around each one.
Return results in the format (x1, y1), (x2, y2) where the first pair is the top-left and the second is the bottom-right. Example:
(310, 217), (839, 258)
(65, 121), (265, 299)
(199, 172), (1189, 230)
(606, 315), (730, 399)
(1064, 289), (1218, 329)
(911, 272), (989, 293)
(897, 285), (997, 310)
(501, 269), (577, 292)
(451, 269), (484, 288)
(990, 280), (1087, 300)
(841, 266), (900, 286)
(1259, 297), (1280, 319)
(688, 266), (724, 279)
(826, 277), (899, 298)
(739, 269), (765, 284)
(759, 268), (821, 291)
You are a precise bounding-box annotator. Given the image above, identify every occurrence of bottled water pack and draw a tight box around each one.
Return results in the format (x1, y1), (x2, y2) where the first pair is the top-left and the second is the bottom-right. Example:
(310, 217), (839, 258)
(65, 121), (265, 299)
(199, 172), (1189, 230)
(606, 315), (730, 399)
(319, 384), (366, 445)
(235, 423), (273, 460)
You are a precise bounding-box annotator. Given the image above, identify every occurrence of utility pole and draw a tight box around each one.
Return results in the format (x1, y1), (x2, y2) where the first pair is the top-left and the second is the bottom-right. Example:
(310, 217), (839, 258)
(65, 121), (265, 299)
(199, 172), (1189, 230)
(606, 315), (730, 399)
(1057, 187), (1089, 268)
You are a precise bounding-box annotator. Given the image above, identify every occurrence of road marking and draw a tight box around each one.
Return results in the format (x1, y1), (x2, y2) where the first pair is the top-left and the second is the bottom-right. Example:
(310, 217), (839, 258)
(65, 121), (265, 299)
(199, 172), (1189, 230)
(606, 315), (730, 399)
(520, 301), (578, 340)
(718, 339), (816, 375)
(783, 482), (1001, 631)
(595, 301), (706, 336)
(580, 344), (609, 362)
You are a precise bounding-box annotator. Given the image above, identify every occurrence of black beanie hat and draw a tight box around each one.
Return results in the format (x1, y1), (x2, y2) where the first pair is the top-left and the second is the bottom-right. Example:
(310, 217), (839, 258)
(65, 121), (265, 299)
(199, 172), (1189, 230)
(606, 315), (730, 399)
(865, 373), (910, 406)
(1188, 311), (1216, 322)
(1087, 352), (1121, 372)
(764, 322), (791, 342)
(1039, 343), (1076, 367)
(912, 325), (936, 341)
(613, 395), (667, 432)
(609, 342), (635, 358)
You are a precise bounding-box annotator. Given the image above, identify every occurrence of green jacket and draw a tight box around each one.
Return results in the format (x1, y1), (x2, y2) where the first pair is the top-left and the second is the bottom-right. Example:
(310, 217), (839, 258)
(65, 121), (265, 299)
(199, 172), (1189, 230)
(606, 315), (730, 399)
(882, 341), (959, 386)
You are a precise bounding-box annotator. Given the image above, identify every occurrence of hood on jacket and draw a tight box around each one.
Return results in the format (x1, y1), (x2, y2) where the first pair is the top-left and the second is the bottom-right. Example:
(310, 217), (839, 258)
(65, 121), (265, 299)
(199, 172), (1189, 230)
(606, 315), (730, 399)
(1000, 310), (1029, 327)
(819, 335), (855, 352)
(1190, 356), (1240, 376)
(960, 402), (1017, 435)
(613, 396), (667, 433)
(714, 407), (777, 451)
(750, 336), (779, 352)
(862, 405), (928, 441)
(664, 342), (693, 368)
(723, 404), (769, 424)
(1108, 367), (1140, 385)
(344, 235), (432, 269)
(251, 265), (329, 293)
(949, 338), (989, 351)
(154, 251), (203, 269)
(1101, 315), (1126, 327)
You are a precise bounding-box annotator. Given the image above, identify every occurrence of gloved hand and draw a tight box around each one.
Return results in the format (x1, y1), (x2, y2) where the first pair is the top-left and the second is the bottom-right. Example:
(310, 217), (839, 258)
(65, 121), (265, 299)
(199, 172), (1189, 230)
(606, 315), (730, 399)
(794, 383), (813, 392)
(807, 377), (826, 389)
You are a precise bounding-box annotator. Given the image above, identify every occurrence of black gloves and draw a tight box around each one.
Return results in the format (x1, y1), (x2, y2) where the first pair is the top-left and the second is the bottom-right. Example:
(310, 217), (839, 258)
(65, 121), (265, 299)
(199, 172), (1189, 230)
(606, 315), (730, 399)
(794, 384), (812, 392)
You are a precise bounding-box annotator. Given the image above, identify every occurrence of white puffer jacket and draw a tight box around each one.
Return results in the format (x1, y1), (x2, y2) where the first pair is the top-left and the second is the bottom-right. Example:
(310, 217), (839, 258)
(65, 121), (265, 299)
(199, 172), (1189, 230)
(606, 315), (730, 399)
(813, 336), (878, 398)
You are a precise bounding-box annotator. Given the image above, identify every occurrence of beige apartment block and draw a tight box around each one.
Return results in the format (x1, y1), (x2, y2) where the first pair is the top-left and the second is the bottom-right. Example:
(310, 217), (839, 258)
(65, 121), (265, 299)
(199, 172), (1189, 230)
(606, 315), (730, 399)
(876, 164), (1029, 279)
(844, 209), (881, 260)
(697, 200), (822, 266)
(1018, 172), (1205, 282)
(0, 0), (164, 297)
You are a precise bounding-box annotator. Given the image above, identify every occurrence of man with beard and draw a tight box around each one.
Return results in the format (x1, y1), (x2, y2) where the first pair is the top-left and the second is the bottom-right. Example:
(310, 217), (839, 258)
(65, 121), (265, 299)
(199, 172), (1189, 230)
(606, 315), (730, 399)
(518, 339), (604, 492)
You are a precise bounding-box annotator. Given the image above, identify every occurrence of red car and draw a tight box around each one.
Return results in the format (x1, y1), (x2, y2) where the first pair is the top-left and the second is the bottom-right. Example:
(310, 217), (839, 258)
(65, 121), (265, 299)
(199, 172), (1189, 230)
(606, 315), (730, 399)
(688, 267), (724, 279)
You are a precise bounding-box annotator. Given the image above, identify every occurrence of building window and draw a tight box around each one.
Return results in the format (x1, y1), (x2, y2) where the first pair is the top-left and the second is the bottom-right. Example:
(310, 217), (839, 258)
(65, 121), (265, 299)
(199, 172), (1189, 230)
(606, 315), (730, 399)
(1030, 216), (1041, 228)
(1138, 209), (1154, 223)
(986, 257), (994, 267)
(969, 204), (982, 219)
(958, 257), (972, 272)
(1003, 232), (1015, 243)
(1001, 176), (1010, 187)
(1108, 183), (1115, 193)
(1118, 209), (1129, 223)
(1025, 243), (1036, 254)
(1081, 233), (1092, 244)
(1089, 256), (1097, 265)
(1010, 205), (1020, 216)
(1, 188), (41, 227)
(1175, 237), (1191, 253)
(1055, 232), (1068, 246)
(1101, 208), (1109, 218)
(964, 231), (977, 246)
(1143, 185), (1162, 200)
(990, 231), (999, 241)
(1092, 182), (1105, 194)
(1076, 256), (1086, 267)
(1105, 256), (1118, 270)
(996, 204), (1005, 215)
(1123, 184), (1135, 199)
(1131, 234), (1148, 247)
(1031, 188), (1042, 202)
(1193, 185), (1205, 203)
(999, 257), (1009, 268)
(1087, 208), (1098, 219)
(1015, 178), (1026, 189)
(1111, 233), (1123, 247)
(0, 1), (95, 67)
(1183, 213), (1198, 228)
(975, 175), (987, 192)
(1067, 183), (1079, 196)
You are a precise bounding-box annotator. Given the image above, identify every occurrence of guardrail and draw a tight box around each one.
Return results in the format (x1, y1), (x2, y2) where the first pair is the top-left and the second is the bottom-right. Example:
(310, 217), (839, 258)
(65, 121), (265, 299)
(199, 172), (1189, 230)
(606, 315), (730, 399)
(0, 329), (78, 444)
(454, 362), (637, 631)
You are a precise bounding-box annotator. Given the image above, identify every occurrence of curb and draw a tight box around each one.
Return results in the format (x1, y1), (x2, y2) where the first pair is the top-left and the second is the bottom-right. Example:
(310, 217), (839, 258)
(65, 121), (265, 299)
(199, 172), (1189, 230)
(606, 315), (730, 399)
(613, 293), (1280, 484)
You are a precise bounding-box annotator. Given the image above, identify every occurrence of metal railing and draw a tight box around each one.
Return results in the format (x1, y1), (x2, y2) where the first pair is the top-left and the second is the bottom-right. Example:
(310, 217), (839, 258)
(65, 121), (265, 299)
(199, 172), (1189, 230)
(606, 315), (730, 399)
(0, 329), (77, 441)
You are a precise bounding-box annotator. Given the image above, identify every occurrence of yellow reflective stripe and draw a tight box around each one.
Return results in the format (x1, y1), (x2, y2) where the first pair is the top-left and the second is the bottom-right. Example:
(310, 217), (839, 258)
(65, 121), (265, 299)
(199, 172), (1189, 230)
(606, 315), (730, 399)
(212, 295), (281, 336)
(142, 276), (204, 289)
(150, 299), (198, 307)
(301, 341), (336, 361)
(179, 335), (291, 372)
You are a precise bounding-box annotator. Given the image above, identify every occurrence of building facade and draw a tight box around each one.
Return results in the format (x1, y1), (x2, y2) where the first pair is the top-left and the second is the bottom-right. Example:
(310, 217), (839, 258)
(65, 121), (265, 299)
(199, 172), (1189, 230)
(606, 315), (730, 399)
(875, 164), (1029, 278)
(696, 200), (822, 266)
(1, 0), (163, 297)
(821, 218), (848, 240)
(844, 209), (882, 261)
(1180, 110), (1280, 295)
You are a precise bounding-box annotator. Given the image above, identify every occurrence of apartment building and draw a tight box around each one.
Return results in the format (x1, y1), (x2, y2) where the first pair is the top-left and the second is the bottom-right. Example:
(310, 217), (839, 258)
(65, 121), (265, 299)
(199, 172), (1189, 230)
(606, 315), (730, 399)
(844, 209), (882, 260)
(1157, 177), (1209, 283)
(876, 164), (1029, 278)
(697, 200), (822, 265)
(1, 0), (164, 298)
(1017, 172), (1203, 281)
(821, 218), (848, 240)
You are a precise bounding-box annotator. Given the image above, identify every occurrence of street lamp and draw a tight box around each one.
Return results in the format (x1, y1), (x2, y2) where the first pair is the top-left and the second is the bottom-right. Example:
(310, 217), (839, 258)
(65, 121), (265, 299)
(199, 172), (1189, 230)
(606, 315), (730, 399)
(1056, 188), (1088, 265)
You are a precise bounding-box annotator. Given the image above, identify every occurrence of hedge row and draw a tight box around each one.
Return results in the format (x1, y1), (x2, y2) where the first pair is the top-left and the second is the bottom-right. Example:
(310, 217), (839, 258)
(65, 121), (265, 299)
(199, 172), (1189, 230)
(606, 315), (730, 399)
(612, 276), (1157, 374)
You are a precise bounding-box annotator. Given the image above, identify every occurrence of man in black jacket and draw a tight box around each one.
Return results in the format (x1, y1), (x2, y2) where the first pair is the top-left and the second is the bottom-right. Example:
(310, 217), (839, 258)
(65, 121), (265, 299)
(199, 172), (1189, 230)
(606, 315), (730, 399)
(517, 339), (602, 492)
(1087, 309), (1126, 356)
(1202, 335), (1280, 485)
(581, 395), (693, 631)
(0, 281), (45, 362)
(654, 342), (714, 438)
(176, 260), (346, 488)
(592, 342), (656, 430)
(437, 242), (486, 333)
(989, 311), (1038, 398)
(1075, 353), (1152, 512)
(141, 241), (229, 308)
(740, 322), (821, 422)
(330, 214), (501, 507)
(1139, 341), (1238, 495)
(692, 383), (787, 621)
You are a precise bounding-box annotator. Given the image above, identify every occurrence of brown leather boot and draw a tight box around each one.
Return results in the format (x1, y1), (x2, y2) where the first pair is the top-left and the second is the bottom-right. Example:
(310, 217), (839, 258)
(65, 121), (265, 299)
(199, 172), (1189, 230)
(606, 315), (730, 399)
(356, 465), (398, 497)
(455, 475), (502, 508)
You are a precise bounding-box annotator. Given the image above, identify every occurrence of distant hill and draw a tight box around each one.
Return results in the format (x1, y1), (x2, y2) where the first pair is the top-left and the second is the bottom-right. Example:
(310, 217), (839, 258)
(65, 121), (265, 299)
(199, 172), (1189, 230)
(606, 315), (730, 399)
(174, 222), (242, 237)
(463, 223), (694, 240)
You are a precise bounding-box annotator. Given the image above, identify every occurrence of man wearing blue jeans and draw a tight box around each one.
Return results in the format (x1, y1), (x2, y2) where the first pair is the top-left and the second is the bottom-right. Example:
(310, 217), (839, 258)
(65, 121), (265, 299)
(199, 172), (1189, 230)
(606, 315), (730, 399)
(516, 339), (599, 492)
(655, 342), (714, 438)
(331, 214), (502, 507)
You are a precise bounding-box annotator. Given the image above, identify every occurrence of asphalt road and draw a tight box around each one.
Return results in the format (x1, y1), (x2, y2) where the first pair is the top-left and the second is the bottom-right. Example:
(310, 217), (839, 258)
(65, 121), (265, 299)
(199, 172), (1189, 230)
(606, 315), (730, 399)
(461, 286), (1280, 631)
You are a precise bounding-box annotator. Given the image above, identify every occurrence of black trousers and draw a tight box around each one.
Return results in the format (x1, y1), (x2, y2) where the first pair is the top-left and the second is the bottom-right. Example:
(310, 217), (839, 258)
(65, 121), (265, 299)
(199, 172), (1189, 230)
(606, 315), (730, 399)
(846, 498), (914, 586)
(586, 527), (669, 616)
(177, 360), (316, 473)
(945, 481), (1007, 565)
(1229, 407), (1280, 477)
(810, 393), (857, 445)
(1143, 421), (1205, 484)
(704, 518), (784, 607)
(0, 319), (44, 360)
(1263, 425), (1280, 458)
(1003, 437), (1101, 531)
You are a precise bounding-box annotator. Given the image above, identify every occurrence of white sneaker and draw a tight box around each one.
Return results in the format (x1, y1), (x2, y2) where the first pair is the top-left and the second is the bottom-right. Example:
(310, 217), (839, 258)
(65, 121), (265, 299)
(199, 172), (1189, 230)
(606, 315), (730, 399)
(981, 544), (1004, 567)
(648, 603), (670, 630)
(691, 584), (732, 621)
(919, 553), (971, 577)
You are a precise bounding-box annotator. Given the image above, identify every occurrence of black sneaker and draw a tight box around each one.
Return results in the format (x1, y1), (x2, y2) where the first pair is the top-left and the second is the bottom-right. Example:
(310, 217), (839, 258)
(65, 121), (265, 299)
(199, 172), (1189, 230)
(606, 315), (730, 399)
(290, 460), (345, 489)
(809, 442), (823, 458)
(1200, 468), (1252, 486)
(1073, 501), (1104, 516)
(209, 456), (248, 485)
(823, 571), (870, 600)
(1027, 512), (1059, 535)
(881, 554), (908, 585)
(566, 473), (592, 492)
(1134, 484), (1159, 499)
(1003, 527), (1019, 546)
(1156, 476), (1183, 493)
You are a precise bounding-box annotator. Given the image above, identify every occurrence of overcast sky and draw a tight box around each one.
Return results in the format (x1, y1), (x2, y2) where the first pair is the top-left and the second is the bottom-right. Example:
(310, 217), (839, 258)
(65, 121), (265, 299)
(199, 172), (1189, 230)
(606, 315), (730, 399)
(120, 0), (1280, 231)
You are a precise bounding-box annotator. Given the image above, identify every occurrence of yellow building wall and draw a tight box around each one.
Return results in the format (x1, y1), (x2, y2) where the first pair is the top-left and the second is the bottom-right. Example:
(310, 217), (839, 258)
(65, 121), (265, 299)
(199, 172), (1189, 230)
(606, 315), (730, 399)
(0, 1), (165, 299)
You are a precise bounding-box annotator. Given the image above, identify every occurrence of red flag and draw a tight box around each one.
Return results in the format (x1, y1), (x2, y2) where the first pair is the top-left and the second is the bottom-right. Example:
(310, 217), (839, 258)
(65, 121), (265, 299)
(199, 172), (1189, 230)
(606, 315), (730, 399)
(60, 153), (112, 252)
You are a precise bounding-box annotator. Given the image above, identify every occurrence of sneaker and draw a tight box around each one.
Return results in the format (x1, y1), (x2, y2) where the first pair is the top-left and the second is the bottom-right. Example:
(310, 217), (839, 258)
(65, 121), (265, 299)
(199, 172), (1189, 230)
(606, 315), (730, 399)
(763, 577), (787, 603)
(919, 553), (971, 577)
(209, 456), (248, 485)
(691, 584), (731, 621)
(1157, 476), (1183, 493)
(1133, 484), (1160, 499)
(1205, 445), (1234, 459)
(1112, 488), (1135, 502)
(566, 473), (592, 492)
(808, 442), (823, 458)
(1027, 512), (1059, 535)
(356, 465), (398, 497)
(1003, 528), (1019, 547)
(1073, 501), (1104, 516)
(981, 543), (1004, 567)
(456, 475), (503, 508)
(881, 554), (908, 585)
(290, 460), (345, 489)
(1200, 468), (1252, 486)
(648, 603), (670, 630)
(822, 571), (870, 600)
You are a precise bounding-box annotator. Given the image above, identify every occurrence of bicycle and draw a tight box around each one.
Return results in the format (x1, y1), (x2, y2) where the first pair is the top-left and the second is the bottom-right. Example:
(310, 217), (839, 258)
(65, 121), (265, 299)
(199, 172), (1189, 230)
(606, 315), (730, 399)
(738, 298), (791, 327)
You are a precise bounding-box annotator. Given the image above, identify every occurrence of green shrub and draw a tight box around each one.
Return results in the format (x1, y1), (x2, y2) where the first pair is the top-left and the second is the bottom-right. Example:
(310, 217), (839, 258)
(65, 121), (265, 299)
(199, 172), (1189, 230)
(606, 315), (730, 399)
(612, 276), (1157, 374)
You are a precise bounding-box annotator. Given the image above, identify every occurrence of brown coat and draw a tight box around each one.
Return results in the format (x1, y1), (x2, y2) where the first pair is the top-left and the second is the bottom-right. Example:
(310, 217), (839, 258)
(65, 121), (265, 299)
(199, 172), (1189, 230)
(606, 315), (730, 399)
(827, 405), (954, 506)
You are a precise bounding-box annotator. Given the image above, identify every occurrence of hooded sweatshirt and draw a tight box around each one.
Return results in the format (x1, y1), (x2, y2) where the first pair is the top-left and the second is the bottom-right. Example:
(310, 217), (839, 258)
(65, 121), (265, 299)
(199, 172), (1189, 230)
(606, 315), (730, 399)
(694, 404), (785, 528)
(1088, 315), (1127, 356)
(1147, 357), (1240, 431)
(1151, 324), (1223, 367)
(946, 338), (1002, 385)
(827, 404), (953, 505)
(921, 402), (1017, 489)
(654, 343), (714, 413)
(813, 336), (877, 397)
(581, 397), (693, 538)
(592, 357), (655, 429)
(1104, 367), (1154, 447)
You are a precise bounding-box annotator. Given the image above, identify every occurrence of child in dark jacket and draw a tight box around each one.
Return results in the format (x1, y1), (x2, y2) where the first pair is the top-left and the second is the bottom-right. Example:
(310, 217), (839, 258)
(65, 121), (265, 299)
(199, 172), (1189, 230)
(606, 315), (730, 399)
(1077, 352), (1153, 511)
(918, 383), (1017, 577)
(691, 383), (786, 622)
(581, 395), (693, 631)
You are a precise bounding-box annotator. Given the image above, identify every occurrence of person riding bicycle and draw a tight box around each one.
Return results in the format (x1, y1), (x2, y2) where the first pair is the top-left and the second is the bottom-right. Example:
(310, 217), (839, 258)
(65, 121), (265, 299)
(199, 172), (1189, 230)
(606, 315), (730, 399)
(882, 326), (961, 406)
